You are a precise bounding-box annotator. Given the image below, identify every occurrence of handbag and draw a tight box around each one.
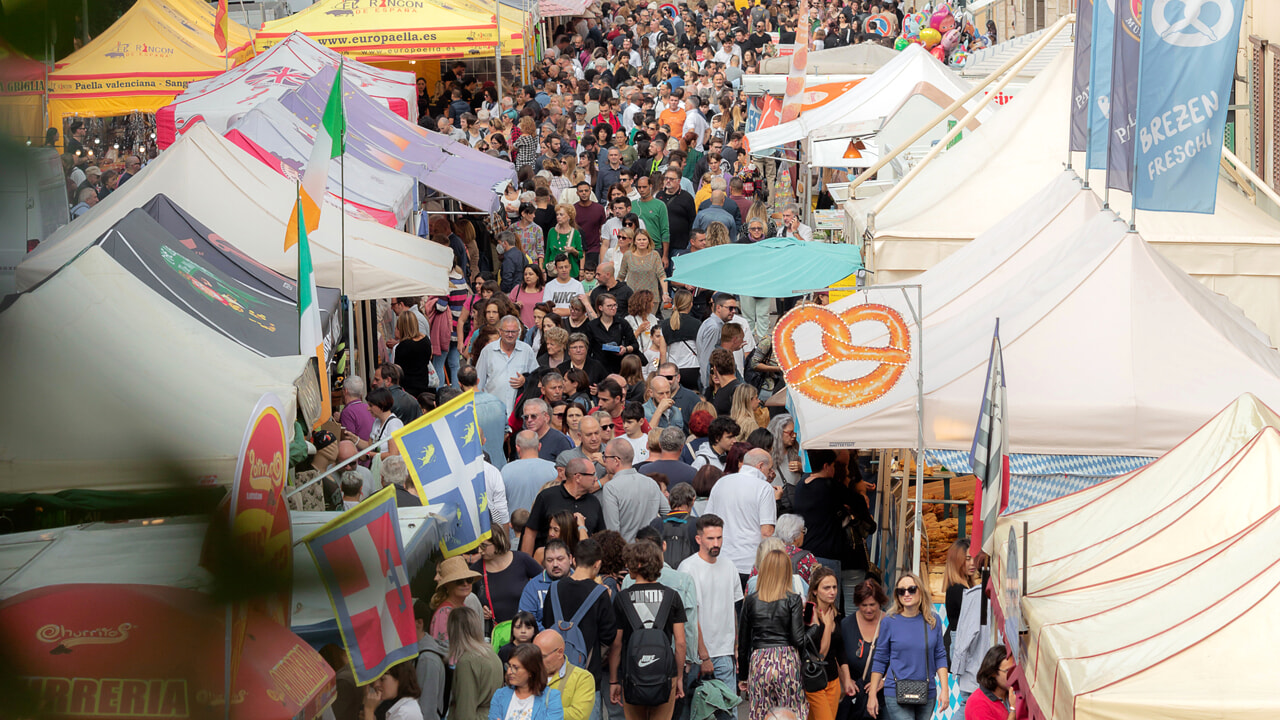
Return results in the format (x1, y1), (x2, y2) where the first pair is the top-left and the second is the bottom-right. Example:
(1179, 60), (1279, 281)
(891, 616), (932, 705)
(481, 565), (513, 651)
(801, 629), (830, 693)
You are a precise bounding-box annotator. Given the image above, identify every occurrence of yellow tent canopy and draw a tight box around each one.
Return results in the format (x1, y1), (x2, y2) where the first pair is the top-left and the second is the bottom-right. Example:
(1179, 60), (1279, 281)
(47, 0), (254, 123)
(255, 0), (515, 61)
(0, 40), (47, 143)
(453, 0), (530, 57)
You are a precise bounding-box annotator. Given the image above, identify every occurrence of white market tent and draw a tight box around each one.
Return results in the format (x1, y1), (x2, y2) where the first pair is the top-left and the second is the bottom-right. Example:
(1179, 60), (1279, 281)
(760, 42), (900, 75)
(847, 47), (1280, 345)
(156, 31), (418, 148)
(228, 99), (416, 229)
(990, 394), (1280, 720)
(17, 124), (451, 300)
(0, 247), (309, 494)
(745, 44), (990, 154)
(0, 507), (447, 638)
(788, 170), (1280, 456)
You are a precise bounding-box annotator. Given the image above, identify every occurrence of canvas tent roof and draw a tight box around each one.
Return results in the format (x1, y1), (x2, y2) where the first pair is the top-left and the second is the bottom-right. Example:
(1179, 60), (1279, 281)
(255, 0), (504, 61)
(847, 47), (1280, 345)
(761, 42), (899, 75)
(156, 32), (417, 149)
(227, 99), (416, 228)
(0, 246), (308, 494)
(745, 44), (987, 154)
(990, 394), (1280, 720)
(788, 170), (1280, 456)
(281, 65), (515, 213)
(91, 199), (341, 358)
(47, 0), (254, 122)
(17, 123), (452, 300)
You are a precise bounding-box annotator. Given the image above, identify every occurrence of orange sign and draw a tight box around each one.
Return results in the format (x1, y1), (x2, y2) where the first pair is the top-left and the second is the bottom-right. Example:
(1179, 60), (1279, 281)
(775, 304), (911, 408)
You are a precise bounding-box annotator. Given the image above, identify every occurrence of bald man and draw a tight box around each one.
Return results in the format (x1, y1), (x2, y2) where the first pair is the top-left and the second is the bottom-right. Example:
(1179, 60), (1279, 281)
(534, 630), (597, 720)
(705, 448), (777, 580)
(599, 438), (669, 541)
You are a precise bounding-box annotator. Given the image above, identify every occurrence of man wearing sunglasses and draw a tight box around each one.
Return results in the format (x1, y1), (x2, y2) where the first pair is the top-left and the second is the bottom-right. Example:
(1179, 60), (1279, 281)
(695, 293), (740, 391)
(522, 398), (574, 463)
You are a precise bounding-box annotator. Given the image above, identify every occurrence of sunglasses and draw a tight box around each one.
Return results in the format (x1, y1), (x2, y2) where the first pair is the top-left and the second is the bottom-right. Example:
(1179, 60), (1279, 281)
(522, 413), (543, 420)
(724, 305), (740, 313)
(895, 586), (919, 597)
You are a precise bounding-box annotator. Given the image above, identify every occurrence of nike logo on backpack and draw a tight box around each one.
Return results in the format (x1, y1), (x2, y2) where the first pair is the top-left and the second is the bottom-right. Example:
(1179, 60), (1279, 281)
(637, 655), (660, 667)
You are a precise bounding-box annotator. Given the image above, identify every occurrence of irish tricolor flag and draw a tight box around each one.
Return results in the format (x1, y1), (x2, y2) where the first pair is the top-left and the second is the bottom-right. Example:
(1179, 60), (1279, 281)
(284, 60), (346, 252)
(294, 190), (331, 428)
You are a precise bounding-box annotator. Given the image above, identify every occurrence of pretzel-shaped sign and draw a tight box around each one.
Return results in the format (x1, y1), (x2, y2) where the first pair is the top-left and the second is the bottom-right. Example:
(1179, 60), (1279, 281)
(774, 303), (911, 408)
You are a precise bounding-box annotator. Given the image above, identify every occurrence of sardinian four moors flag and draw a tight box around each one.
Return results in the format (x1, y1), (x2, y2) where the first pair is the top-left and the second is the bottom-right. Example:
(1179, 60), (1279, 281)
(1133, 0), (1245, 212)
(395, 391), (492, 557)
(285, 59), (346, 252)
(214, 0), (229, 54)
(305, 485), (418, 685)
(970, 320), (1009, 558)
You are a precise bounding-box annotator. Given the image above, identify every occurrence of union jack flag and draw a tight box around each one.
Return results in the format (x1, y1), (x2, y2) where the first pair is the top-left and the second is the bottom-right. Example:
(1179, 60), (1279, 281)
(246, 66), (311, 87)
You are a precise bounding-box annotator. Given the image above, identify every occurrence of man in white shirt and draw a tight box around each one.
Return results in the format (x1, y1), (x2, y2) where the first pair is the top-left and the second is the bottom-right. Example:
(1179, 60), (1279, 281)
(677, 514), (741, 691)
(542, 255), (588, 316)
(682, 95), (710, 151)
(621, 90), (643, 132)
(475, 315), (539, 414)
(704, 449), (777, 580)
(776, 203), (814, 242)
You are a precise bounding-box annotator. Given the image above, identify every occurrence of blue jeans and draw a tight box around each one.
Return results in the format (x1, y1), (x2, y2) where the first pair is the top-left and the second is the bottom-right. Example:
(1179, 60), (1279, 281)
(953, 691), (970, 720)
(431, 342), (461, 389)
(882, 691), (935, 720)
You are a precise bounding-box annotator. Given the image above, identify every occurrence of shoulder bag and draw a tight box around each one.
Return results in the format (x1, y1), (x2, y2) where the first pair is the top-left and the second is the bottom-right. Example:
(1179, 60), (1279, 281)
(801, 623), (830, 692)
(891, 615), (932, 705)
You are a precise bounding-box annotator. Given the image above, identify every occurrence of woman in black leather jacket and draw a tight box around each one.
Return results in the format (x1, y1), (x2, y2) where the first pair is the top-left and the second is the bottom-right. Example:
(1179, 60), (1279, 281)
(737, 548), (809, 720)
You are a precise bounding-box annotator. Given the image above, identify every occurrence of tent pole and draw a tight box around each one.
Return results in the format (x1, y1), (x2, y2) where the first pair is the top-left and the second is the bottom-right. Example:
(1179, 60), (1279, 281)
(896, 448), (909, 577)
(495, 0), (503, 105)
(843, 14), (1074, 195)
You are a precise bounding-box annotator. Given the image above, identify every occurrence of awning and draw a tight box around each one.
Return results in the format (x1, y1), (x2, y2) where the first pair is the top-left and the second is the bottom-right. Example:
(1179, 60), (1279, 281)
(1, 583), (335, 720)
(158, 31), (418, 149)
(47, 0), (254, 123)
(281, 65), (515, 213)
(668, 237), (863, 298)
(255, 0), (503, 61)
(0, 40), (47, 144)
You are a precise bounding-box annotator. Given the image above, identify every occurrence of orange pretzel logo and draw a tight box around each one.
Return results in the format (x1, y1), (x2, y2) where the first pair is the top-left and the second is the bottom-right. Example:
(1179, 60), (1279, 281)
(774, 304), (911, 408)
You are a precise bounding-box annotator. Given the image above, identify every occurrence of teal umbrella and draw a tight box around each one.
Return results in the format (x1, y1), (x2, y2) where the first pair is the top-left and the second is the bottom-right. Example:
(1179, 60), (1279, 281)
(668, 237), (863, 297)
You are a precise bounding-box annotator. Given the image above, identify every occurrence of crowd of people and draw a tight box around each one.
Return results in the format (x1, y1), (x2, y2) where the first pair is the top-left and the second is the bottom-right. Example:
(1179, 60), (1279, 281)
(282, 1), (1023, 719)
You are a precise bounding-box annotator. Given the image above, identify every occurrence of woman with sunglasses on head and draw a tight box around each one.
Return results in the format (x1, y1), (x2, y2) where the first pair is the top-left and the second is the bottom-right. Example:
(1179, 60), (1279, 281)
(867, 573), (948, 720)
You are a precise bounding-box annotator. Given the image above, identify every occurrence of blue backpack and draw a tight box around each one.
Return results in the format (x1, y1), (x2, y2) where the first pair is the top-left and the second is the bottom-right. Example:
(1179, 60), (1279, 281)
(549, 580), (608, 668)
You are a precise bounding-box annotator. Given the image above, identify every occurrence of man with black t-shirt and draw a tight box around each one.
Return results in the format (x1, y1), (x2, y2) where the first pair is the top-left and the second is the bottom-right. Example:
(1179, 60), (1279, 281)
(523, 457), (606, 554)
(543, 538), (618, 705)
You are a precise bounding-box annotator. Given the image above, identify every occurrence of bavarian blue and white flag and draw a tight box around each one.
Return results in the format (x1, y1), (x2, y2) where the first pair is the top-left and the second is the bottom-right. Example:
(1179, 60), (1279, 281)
(1133, 0), (1245, 212)
(393, 391), (491, 557)
(1106, 0), (1142, 192)
(1086, 0), (1117, 168)
(970, 320), (1009, 558)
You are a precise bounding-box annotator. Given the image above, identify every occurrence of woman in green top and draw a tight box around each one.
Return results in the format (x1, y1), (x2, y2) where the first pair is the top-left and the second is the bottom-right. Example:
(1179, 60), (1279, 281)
(447, 606), (504, 720)
(546, 203), (584, 278)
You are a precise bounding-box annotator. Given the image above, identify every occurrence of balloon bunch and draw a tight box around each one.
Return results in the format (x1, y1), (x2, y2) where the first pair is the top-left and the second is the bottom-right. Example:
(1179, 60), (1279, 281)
(894, 3), (989, 68)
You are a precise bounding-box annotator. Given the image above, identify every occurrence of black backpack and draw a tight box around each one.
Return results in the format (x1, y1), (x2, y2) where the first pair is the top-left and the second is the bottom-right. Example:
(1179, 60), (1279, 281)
(619, 588), (676, 707)
(658, 515), (696, 569)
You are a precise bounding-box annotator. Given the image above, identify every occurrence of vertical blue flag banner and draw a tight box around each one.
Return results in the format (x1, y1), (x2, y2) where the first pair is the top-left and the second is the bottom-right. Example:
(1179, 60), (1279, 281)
(1133, 0), (1245, 212)
(304, 485), (418, 685)
(1070, 0), (1095, 153)
(1106, 0), (1142, 192)
(1086, 0), (1116, 169)
(394, 391), (492, 557)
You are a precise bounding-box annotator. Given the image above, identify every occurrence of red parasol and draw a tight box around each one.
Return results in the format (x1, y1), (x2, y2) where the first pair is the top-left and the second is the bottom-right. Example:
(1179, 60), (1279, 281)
(1, 584), (335, 719)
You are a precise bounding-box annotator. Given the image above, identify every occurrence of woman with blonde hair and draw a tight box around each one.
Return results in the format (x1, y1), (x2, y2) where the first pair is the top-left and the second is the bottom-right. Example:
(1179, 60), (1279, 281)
(658, 289), (703, 390)
(705, 221), (731, 248)
(446, 606), (504, 720)
(730, 383), (762, 441)
(619, 229), (668, 307)
(738, 548), (808, 720)
(943, 539), (977, 656)
(867, 573), (949, 720)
